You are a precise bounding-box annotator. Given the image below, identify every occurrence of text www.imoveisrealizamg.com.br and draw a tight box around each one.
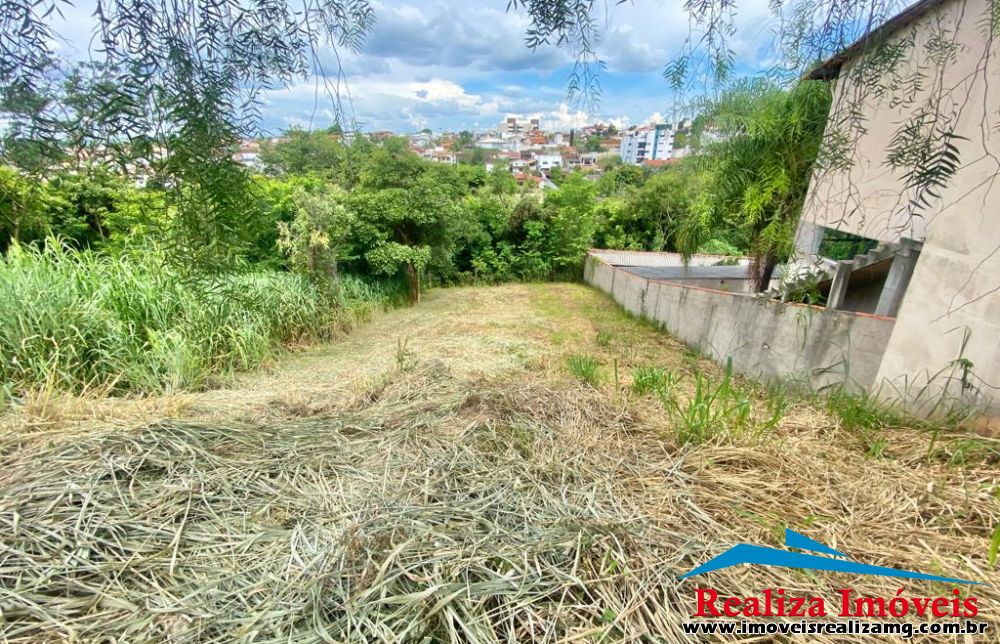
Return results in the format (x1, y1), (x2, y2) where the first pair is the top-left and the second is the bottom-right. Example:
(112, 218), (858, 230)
(682, 619), (989, 638)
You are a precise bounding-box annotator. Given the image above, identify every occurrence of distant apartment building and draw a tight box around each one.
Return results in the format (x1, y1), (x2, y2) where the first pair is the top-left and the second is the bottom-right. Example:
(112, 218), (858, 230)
(534, 154), (562, 171)
(233, 140), (263, 169)
(619, 124), (674, 165)
(409, 132), (434, 148)
(420, 147), (456, 165)
(501, 116), (543, 137)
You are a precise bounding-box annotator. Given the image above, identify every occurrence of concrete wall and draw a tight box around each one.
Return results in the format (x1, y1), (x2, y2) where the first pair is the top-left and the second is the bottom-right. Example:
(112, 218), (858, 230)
(794, 0), (1000, 412)
(586, 255), (896, 391)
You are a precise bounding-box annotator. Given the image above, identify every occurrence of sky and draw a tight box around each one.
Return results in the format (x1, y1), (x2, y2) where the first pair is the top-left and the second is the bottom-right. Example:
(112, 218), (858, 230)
(49, 0), (782, 135)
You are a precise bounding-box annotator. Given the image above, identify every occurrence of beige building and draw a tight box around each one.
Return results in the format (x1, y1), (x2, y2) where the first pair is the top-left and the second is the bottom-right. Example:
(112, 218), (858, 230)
(795, 0), (1000, 412)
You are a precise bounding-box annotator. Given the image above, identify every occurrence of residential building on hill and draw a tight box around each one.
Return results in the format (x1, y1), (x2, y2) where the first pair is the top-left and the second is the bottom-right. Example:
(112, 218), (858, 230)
(619, 124), (674, 165)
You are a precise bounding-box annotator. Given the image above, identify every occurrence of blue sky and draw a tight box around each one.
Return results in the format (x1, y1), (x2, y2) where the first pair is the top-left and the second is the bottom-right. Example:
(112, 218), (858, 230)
(50, 0), (780, 134)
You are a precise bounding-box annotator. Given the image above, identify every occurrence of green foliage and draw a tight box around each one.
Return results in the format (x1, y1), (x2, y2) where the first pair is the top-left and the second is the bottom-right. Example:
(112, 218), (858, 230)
(596, 164), (646, 197)
(631, 366), (669, 396)
(817, 229), (878, 260)
(485, 166), (519, 196)
(277, 187), (355, 286)
(990, 522), (1000, 569)
(675, 79), (832, 290)
(455, 131), (475, 149)
(696, 238), (742, 256)
(581, 135), (604, 152)
(591, 162), (713, 252)
(886, 112), (967, 215)
(635, 360), (788, 445)
(824, 388), (899, 457)
(0, 165), (144, 253)
(0, 242), (391, 396)
(659, 362), (753, 445)
(347, 179), (452, 302)
(260, 128), (347, 177)
(0, 166), (51, 252)
(535, 174), (598, 277)
(567, 354), (602, 386)
(3, 0), (376, 269)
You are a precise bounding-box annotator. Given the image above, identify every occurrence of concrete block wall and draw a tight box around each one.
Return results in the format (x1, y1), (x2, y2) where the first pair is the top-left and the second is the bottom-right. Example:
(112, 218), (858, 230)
(585, 255), (896, 391)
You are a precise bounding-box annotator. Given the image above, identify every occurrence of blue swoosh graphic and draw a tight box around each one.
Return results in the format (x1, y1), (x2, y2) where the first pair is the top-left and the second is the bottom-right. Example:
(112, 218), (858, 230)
(785, 528), (847, 558)
(679, 544), (983, 585)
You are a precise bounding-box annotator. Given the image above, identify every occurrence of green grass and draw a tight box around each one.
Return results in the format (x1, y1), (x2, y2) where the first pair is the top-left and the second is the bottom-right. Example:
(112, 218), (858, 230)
(567, 354), (603, 386)
(649, 359), (790, 446)
(631, 366), (668, 396)
(0, 243), (395, 397)
(659, 361), (753, 445)
(823, 388), (900, 458)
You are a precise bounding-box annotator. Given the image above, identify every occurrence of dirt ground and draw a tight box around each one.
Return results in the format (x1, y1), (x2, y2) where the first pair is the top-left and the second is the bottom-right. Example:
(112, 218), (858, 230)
(0, 283), (997, 642)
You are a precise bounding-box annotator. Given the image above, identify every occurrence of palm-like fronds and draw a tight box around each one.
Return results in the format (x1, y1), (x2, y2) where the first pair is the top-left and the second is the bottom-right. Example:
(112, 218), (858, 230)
(676, 79), (832, 290)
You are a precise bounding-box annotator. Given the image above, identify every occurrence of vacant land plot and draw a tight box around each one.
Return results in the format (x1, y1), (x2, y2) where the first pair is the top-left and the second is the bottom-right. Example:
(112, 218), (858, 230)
(1, 284), (997, 642)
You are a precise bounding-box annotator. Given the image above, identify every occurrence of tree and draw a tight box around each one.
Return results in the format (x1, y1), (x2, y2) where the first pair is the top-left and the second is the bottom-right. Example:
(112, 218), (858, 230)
(2, 0), (375, 269)
(582, 135), (604, 152)
(621, 165), (703, 251)
(0, 167), (51, 252)
(260, 128), (346, 177)
(347, 178), (454, 303)
(358, 138), (426, 191)
(455, 131), (475, 149)
(465, 147), (489, 166)
(597, 163), (646, 196)
(536, 173), (597, 276)
(675, 79), (832, 290)
(599, 155), (623, 172)
(485, 166), (518, 197)
(277, 187), (354, 286)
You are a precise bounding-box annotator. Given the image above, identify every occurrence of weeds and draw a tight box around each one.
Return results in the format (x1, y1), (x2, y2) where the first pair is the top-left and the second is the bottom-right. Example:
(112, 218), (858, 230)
(396, 337), (415, 371)
(0, 242), (396, 396)
(659, 360), (753, 445)
(824, 388), (899, 458)
(631, 366), (668, 396)
(567, 354), (602, 386)
(645, 360), (790, 445)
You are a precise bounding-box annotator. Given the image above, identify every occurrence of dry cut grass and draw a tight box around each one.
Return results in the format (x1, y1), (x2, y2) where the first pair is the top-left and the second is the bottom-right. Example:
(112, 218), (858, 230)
(0, 283), (997, 642)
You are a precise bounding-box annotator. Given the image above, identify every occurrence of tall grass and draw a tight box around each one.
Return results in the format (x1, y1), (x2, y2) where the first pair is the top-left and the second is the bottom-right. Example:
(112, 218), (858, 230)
(0, 243), (394, 397)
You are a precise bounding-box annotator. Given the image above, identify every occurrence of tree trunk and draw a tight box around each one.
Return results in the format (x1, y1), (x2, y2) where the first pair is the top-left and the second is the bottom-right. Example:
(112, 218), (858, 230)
(753, 253), (778, 293)
(405, 262), (420, 304)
